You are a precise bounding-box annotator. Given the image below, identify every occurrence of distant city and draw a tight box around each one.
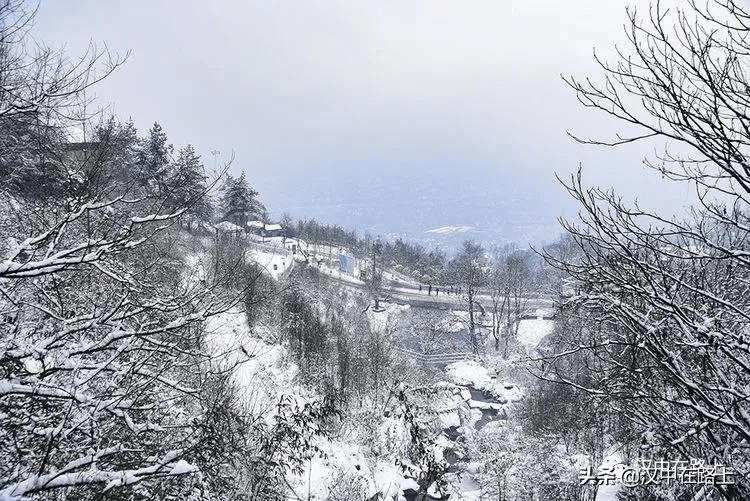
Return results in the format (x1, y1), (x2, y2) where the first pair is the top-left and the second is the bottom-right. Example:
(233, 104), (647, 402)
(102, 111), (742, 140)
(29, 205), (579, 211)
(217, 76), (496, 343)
(256, 168), (574, 252)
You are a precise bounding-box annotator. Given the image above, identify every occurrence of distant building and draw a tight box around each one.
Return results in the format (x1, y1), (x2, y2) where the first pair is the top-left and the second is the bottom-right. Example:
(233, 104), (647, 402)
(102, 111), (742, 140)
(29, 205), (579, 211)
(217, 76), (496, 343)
(59, 127), (104, 181)
(263, 223), (283, 238)
(246, 220), (264, 234)
(59, 126), (103, 172)
(61, 141), (101, 168)
(284, 238), (302, 254)
(214, 221), (244, 238)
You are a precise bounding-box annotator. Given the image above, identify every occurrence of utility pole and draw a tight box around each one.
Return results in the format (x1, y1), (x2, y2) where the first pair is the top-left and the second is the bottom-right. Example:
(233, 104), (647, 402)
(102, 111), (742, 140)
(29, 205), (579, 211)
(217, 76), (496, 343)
(210, 150), (220, 172)
(210, 150), (222, 277)
(372, 236), (382, 310)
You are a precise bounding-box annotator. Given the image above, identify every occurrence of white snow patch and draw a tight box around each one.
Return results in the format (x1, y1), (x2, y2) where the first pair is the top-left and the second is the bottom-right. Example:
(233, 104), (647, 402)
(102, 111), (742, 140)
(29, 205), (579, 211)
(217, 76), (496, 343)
(445, 361), (492, 388)
(23, 358), (43, 374)
(246, 247), (293, 280)
(516, 318), (555, 350)
(447, 473), (482, 500)
(438, 410), (461, 429)
(169, 459), (198, 475)
(595, 453), (624, 501)
(445, 361), (523, 403)
(213, 221), (244, 232)
(425, 226), (475, 235)
(204, 310), (299, 410)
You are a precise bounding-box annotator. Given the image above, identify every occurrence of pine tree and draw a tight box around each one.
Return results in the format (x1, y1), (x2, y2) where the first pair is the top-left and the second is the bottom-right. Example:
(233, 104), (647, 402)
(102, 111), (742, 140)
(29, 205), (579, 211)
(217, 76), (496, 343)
(220, 171), (265, 227)
(169, 144), (213, 228)
(136, 122), (173, 194)
(93, 117), (140, 193)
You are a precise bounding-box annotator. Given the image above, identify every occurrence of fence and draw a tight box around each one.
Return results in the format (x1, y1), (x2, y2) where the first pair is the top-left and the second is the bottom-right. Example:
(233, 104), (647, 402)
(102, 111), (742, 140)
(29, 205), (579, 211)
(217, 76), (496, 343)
(393, 346), (479, 365)
(246, 239), (294, 257)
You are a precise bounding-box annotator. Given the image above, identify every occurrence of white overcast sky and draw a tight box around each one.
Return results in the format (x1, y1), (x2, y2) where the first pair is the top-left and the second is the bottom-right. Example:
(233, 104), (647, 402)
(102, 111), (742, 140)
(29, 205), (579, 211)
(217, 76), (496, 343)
(33, 0), (694, 221)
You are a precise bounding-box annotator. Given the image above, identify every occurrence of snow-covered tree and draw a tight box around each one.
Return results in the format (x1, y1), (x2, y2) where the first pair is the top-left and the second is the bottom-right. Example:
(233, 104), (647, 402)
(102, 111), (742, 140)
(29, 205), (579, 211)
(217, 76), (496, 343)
(0, 1), (122, 122)
(489, 245), (531, 357)
(393, 383), (448, 499)
(450, 240), (488, 354)
(220, 171), (265, 227)
(86, 117), (141, 196)
(0, 114), (69, 201)
(540, 1), (750, 498)
(0, 3), (283, 498)
(0, 170), (252, 499)
(135, 122), (173, 194)
(366, 236), (385, 311)
(168, 144), (213, 227)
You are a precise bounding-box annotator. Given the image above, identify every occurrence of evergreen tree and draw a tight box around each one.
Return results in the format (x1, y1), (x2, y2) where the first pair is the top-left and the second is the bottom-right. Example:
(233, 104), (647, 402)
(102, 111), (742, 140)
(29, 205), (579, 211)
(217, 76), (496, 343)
(93, 117), (140, 194)
(220, 171), (265, 227)
(169, 144), (213, 227)
(136, 122), (173, 194)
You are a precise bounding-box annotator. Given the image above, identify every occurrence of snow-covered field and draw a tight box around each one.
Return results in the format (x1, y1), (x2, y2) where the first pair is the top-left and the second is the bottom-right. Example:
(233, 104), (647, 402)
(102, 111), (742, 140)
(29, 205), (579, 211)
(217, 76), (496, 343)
(205, 310), (300, 414)
(516, 317), (555, 350)
(425, 225), (475, 235)
(246, 247), (294, 280)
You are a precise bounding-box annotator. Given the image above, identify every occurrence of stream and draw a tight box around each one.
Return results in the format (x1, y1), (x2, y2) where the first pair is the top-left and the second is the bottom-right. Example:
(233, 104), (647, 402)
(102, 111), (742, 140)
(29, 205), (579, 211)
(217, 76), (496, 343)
(444, 386), (508, 470)
(403, 384), (511, 501)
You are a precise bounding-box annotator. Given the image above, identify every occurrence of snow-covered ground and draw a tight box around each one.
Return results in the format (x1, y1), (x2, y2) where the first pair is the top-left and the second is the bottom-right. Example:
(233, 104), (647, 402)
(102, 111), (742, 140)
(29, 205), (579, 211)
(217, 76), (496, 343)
(198, 241), (572, 500)
(246, 247), (294, 280)
(202, 294), (420, 500)
(205, 310), (300, 413)
(595, 453), (624, 501)
(444, 360), (524, 404)
(516, 317), (555, 350)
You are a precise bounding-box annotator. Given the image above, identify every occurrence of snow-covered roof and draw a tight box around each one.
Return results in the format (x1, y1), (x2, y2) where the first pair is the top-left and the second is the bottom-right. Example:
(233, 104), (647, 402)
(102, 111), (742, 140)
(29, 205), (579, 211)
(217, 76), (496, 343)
(264, 223), (282, 231)
(215, 221), (243, 232)
(247, 220), (264, 228)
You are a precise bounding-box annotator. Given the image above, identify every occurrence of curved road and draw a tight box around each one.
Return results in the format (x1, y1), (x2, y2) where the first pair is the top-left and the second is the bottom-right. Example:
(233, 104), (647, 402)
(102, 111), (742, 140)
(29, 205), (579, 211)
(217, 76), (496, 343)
(312, 261), (554, 312)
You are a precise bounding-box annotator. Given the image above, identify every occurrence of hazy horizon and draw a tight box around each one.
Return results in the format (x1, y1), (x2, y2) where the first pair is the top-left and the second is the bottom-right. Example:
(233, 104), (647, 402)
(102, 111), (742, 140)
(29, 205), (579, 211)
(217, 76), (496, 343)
(33, 1), (695, 250)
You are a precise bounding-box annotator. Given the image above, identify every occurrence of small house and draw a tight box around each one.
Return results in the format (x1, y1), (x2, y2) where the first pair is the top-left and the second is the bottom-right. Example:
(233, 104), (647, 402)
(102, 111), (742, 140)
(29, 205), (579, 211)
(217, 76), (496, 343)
(214, 221), (244, 240)
(246, 220), (264, 235)
(263, 223), (283, 238)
